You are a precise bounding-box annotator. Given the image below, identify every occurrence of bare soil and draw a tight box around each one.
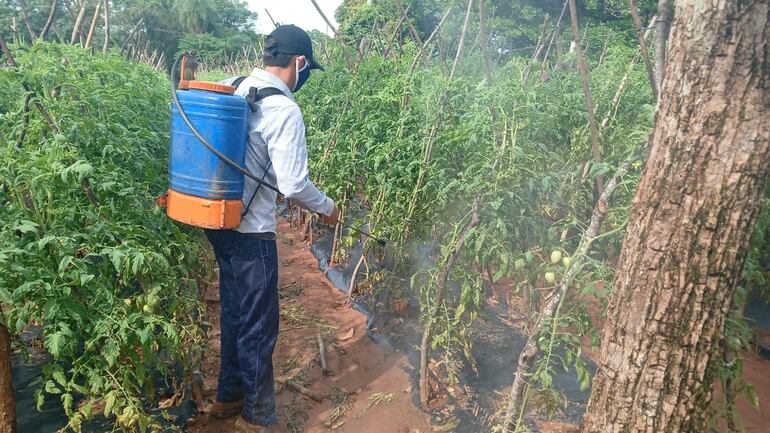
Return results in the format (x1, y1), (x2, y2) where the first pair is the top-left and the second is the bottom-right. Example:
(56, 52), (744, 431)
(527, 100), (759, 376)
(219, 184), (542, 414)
(185, 217), (770, 433)
(186, 218), (431, 433)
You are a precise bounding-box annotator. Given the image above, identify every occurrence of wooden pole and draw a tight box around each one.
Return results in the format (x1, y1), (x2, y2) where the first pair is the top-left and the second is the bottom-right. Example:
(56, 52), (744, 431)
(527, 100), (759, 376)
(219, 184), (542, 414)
(567, 0), (603, 193)
(394, 0), (428, 63)
(84, 1), (101, 49)
(309, 0), (339, 36)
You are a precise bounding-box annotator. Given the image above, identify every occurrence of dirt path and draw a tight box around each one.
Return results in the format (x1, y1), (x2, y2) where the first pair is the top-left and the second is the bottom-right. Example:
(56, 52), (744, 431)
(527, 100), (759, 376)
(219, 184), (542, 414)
(186, 218), (431, 433)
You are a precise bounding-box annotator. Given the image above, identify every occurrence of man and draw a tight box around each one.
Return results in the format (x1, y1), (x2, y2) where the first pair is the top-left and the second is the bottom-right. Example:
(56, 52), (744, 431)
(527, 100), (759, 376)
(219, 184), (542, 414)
(204, 25), (339, 432)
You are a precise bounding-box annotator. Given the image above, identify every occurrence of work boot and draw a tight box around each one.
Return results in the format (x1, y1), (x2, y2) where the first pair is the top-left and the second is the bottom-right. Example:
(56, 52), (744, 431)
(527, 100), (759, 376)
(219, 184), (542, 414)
(210, 400), (243, 419)
(235, 416), (264, 433)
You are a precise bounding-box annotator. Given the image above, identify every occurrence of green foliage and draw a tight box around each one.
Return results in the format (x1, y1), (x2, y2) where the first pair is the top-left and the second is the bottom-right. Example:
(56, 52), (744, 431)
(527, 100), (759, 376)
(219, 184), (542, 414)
(295, 23), (657, 408)
(0, 43), (209, 431)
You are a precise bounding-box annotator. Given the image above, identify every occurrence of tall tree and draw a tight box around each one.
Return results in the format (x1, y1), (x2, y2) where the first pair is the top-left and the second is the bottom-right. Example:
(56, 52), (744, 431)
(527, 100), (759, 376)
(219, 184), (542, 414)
(582, 1), (770, 432)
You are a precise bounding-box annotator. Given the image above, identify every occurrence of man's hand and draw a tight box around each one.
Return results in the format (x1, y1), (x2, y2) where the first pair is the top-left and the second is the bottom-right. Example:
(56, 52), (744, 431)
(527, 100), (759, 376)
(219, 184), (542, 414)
(319, 205), (340, 225)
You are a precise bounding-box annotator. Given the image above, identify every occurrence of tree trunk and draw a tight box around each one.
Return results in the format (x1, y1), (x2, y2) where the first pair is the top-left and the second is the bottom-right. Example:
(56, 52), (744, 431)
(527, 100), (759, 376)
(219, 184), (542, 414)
(654, 0), (674, 89)
(582, 2), (770, 433)
(38, 0), (59, 41)
(0, 321), (15, 433)
(101, 0), (110, 52)
(17, 0), (36, 41)
(70, 2), (88, 44)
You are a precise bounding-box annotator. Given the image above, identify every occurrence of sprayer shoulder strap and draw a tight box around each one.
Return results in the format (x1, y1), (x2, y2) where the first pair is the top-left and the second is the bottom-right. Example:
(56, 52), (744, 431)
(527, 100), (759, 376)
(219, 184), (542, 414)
(231, 76), (285, 112)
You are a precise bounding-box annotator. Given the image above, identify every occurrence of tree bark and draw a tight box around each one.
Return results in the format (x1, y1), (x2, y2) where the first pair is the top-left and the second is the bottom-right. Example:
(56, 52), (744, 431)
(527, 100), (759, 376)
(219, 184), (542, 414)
(654, 0), (674, 89)
(582, 2), (770, 433)
(17, 0), (36, 41)
(70, 1), (88, 45)
(38, 0), (59, 41)
(0, 320), (16, 433)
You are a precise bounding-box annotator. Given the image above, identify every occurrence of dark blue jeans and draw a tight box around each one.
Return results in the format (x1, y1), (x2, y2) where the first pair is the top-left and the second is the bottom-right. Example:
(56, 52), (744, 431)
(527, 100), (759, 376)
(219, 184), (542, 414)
(205, 229), (279, 426)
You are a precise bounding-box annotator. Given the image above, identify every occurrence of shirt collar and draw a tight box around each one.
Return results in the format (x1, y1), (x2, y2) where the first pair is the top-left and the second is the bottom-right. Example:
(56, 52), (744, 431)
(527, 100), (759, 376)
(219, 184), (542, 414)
(250, 68), (295, 102)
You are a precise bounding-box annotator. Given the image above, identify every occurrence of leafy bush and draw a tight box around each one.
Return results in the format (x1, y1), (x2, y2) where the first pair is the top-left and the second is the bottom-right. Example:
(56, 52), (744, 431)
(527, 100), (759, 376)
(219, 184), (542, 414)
(0, 43), (209, 431)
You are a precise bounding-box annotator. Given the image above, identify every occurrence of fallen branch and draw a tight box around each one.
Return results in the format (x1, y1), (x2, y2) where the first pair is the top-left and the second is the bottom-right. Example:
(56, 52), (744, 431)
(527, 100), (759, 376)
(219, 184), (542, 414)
(277, 379), (324, 403)
(317, 333), (332, 376)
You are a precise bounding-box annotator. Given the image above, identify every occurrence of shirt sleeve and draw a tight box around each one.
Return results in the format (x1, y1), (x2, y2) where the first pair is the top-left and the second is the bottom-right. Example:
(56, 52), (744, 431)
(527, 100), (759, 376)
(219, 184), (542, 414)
(262, 104), (335, 216)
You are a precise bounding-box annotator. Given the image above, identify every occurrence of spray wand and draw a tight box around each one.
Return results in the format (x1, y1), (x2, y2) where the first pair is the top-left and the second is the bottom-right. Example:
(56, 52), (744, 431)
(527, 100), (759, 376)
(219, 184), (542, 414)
(170, 54), (387, 246)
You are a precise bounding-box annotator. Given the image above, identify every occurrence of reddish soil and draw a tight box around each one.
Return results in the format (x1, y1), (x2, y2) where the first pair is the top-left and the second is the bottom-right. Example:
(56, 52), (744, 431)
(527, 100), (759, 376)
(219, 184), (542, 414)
(186, 218), (431, 433)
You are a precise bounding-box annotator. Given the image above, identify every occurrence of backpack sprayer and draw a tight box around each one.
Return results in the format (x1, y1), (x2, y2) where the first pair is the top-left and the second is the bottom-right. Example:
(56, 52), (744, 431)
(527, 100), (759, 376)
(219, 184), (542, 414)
(159, 53), (386, 246)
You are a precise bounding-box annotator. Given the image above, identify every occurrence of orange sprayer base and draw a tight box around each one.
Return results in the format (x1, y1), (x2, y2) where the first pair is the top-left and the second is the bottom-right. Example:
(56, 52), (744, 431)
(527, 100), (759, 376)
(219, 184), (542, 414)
(162, 189), (242, 229)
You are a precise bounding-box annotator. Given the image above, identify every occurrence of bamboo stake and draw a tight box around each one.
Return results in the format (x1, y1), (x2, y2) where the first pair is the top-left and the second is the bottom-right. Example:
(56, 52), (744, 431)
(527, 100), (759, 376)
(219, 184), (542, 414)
(521, 14), (550, 85)
(119, 16), (144, 53)
(264, 8), (278, 28)
(309, 0), (339, 36)
(567, 0), (603, 193)
(402, 0), (474, 236)
(478, 0), (493, 83)
(39, 0), (59, 41)
(394, 0), (428, 63)
(407, 7), (452, 77)
(70, 1), (88, 44)
(84, 1), (101, 49)
(535, 0), (568, 81)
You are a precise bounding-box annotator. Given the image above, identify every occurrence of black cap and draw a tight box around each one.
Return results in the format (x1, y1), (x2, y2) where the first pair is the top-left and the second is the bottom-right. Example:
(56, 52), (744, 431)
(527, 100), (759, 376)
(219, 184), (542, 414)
(266, 25), (324, 71)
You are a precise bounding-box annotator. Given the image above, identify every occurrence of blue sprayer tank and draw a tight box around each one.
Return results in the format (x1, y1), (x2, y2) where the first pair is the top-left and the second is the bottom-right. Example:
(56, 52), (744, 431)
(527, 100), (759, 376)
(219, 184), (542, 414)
(165, 81), (249, 229)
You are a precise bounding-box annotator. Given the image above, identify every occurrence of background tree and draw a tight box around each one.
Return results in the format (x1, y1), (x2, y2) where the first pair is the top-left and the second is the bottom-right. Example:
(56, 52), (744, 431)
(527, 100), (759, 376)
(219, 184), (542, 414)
(582, 1), (770, 432)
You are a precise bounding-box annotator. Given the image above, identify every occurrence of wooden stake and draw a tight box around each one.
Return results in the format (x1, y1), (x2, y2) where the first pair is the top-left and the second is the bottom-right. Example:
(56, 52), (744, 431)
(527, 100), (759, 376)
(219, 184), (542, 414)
(84, 1), (101, 50)
(317, 333), (331, 375)
(567, 0), (603, 193)
(277, 379), (324, 402)
(394, 0), (428, 63)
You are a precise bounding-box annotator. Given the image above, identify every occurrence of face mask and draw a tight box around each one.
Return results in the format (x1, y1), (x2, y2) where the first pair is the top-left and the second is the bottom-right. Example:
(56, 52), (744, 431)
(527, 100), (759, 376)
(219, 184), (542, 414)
(293, 58), (310, 92)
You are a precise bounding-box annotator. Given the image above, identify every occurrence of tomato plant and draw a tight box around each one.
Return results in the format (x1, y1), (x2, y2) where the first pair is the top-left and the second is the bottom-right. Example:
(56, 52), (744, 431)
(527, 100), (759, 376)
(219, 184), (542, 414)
(0, 43), (210, 432)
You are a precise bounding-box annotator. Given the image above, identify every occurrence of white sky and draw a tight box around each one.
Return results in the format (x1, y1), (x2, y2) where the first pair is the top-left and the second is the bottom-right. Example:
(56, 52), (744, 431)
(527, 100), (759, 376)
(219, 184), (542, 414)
(248, 0), (343, 36)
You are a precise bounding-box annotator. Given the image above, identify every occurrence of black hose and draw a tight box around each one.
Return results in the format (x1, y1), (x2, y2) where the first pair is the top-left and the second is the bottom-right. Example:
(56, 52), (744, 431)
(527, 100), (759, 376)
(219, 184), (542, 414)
(170, 54), (281, 194)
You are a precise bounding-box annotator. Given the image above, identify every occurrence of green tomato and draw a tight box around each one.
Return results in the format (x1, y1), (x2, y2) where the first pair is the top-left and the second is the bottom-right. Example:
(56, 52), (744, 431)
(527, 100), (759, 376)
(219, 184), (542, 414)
(562, 256), (572, 268)
(146, 295), (160, 308)
(544, 272), (556, 284)
(550, 250), (563, 264)
(142, 304), (154, 315)
(152, 205), (162, 216)
(123, 298), (132, 306)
